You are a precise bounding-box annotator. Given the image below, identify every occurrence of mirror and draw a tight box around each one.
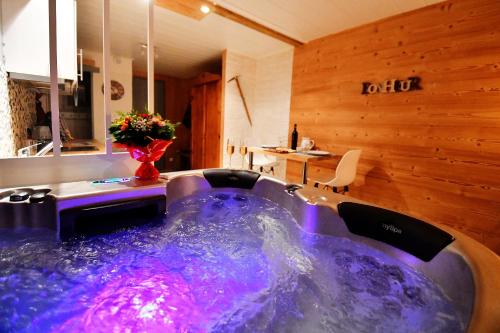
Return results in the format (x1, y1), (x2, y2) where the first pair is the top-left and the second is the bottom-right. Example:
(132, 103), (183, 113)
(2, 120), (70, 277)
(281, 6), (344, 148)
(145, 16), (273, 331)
(0, 0), (55, 158)
(0, 0), (279, 170)
(60, 0), (105, 155)
(110, 0), (148, 153)
(151, 1), (293, 176)
(0, 0), (108, 158)
(153, 4), (223, 172)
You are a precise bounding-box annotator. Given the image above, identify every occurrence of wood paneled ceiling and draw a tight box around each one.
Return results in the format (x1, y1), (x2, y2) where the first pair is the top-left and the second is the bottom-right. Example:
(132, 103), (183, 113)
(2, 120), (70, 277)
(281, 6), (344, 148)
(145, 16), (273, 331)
(77, 0), (443, 78)
(216, 0), (444, 42)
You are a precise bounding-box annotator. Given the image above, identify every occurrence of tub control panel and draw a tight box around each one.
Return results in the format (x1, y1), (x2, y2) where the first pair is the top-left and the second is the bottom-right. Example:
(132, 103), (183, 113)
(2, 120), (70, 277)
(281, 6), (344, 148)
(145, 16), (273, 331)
(9, 191), (30, 202)
(91, 177), (131, 184)
(0, 180), (167, 239)
(337, 202), (455, 262)
(0, 188), (56, 229)
(4, 189), (51, 203)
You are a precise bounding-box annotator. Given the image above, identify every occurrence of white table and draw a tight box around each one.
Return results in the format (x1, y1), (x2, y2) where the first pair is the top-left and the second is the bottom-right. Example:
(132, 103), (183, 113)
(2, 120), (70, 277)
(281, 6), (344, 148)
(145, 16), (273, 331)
(247, 147), (334, 184)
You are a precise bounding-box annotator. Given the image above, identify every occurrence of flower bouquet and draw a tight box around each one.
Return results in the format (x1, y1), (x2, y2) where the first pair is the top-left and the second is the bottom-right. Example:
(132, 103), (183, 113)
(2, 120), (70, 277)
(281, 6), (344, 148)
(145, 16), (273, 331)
(109, 109), (177, 180)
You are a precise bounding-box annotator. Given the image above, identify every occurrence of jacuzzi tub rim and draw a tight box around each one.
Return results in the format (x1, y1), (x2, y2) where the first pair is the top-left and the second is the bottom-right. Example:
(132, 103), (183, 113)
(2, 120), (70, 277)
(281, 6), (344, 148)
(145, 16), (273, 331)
(165, 170), (500, 333)
(0, 170), (498, 332)
(297, 187), (499, 333)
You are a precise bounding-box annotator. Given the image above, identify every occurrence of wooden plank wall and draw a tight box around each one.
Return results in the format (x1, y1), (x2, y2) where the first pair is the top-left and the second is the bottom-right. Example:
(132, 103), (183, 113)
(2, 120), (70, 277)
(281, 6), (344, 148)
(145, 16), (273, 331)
(287, 0), (500, 253)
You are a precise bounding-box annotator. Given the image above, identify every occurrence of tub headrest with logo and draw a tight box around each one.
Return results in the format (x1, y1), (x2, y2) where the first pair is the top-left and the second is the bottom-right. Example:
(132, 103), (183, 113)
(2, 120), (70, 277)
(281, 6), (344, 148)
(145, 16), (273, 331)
(337, 202), (454, 262)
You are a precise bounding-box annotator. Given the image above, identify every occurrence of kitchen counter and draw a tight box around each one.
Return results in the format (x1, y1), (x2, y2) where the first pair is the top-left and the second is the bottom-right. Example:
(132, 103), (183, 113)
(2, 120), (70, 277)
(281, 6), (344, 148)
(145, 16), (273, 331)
(60, 139), (105, 155)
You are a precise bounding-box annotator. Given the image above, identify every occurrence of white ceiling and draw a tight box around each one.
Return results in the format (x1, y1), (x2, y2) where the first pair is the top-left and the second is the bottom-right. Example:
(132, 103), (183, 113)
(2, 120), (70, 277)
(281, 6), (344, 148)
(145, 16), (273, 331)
(216, 0), (444, 43)
(77, 0), (443, 78)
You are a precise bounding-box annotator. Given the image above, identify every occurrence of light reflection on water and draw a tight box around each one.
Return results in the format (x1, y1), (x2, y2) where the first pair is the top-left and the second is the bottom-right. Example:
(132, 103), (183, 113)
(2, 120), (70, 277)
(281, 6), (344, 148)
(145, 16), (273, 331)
(0, 190), (464, 333)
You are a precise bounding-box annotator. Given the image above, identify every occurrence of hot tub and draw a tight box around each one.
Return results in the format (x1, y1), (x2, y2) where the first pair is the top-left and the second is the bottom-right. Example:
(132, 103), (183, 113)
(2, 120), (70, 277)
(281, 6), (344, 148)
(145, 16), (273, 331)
(0, 169), (498, 332)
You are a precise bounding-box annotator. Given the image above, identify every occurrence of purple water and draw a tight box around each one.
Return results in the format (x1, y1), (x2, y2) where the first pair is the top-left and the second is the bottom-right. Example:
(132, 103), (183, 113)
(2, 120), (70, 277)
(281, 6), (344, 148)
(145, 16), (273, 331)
(0, 190), (465, 332)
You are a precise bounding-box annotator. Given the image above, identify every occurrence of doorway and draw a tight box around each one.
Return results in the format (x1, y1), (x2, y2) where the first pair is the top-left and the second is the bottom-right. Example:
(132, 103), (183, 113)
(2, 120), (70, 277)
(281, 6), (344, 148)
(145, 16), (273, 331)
(132, 77), (165, 114)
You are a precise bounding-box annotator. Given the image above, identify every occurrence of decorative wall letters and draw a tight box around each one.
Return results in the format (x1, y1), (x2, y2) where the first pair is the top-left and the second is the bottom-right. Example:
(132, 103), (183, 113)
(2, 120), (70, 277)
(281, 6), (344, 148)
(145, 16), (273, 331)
(361, 77), (422, 94)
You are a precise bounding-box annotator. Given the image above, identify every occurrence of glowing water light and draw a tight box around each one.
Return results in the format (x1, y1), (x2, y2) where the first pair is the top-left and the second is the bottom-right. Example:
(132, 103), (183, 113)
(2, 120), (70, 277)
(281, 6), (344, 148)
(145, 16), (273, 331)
(0, 190), (465, 332)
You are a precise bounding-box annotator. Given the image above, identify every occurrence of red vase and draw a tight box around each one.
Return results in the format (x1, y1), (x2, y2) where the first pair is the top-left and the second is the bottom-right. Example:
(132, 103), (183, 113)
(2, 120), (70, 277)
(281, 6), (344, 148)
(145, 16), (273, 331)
(125, 139), (172, 181)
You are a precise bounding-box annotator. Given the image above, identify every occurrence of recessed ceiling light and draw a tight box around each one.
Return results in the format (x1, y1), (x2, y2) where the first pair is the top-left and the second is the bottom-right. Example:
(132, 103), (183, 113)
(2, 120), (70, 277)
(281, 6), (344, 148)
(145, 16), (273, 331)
(200, 5), (210, 14)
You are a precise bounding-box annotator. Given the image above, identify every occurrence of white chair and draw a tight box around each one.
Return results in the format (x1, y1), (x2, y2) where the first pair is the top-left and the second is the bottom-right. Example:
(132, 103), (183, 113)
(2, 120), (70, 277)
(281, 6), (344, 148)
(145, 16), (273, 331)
(246, 154), (279, 175)
(312, 149), (361, 193)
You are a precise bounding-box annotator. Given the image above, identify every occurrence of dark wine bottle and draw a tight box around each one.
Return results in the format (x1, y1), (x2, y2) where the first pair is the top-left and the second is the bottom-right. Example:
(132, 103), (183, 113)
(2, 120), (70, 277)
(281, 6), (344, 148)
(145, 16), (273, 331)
(291, 124), (298, 149)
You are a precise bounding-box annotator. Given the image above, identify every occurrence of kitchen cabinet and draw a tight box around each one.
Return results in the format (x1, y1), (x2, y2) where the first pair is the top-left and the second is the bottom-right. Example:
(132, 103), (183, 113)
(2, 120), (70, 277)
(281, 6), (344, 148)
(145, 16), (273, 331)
(1, 0), (77, 81)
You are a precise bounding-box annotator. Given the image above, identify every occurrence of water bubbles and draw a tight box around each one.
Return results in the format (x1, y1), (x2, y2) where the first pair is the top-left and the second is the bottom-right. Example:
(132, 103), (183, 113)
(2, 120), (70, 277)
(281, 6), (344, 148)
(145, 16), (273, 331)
(333, 250), (355, 269)
(382, 297), (403, 318)
(403, 285), (426, 307)
(232, 195), (248, 202)
(214, 193), (230, 201)
(0, 190), (464, 332)
(383, 264), (405, 283)
(211, 201), (225, 210)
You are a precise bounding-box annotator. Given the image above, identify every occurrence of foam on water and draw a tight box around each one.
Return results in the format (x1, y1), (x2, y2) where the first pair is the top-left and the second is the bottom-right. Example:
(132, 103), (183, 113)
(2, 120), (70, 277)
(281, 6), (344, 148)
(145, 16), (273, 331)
(0, 190), (465, 333)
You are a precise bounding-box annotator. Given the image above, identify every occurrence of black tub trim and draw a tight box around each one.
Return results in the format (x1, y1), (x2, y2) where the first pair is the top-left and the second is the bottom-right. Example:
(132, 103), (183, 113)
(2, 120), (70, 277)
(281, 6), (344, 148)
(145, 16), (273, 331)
(337, 202), (454, 262)
(203, 169), (260, 189)
(59, 195), (166, 240)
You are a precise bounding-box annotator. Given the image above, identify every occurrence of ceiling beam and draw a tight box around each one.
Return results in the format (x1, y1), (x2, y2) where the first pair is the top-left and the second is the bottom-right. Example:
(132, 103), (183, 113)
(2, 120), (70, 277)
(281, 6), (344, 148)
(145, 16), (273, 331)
(211, 4), (303, 47)
(154, 0), (303, 47)
(154, 0), (208, 20)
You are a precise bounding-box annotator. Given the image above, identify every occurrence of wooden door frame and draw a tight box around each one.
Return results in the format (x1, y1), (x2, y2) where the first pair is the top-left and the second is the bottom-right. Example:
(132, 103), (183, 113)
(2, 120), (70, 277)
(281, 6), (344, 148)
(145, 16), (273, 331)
(191, 72), (222, 168)
(219, 49), (227, 168)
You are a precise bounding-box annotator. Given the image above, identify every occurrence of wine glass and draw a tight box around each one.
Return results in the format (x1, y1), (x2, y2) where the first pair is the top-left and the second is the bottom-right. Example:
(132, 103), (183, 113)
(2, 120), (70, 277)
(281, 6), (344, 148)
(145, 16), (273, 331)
(226, 139), (235, 168)
(239, 139), (248, 169)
